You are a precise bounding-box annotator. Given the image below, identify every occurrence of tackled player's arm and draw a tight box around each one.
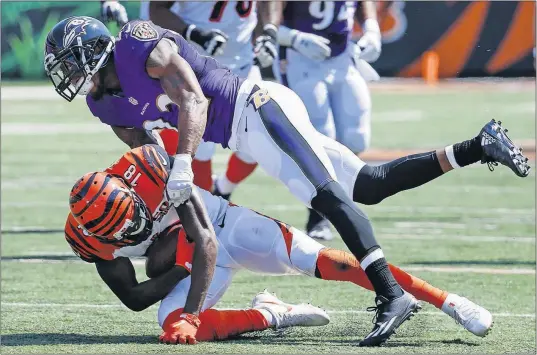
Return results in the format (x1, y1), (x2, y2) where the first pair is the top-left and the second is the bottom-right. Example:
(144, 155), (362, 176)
(149, 1), (188, 34)
(174, 188), (217, 316)
(111, 126), (160, 149)
(95, 257), (189, 312)
(146, 38), (208, 157)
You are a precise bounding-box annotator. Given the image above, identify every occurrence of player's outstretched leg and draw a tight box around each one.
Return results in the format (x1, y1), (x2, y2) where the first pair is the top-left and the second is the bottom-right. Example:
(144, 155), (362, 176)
(314, 248), (493, 338)
(232, 81), (420, 346)
(350, 119), (530, 205)
(160, 294), (329, 343)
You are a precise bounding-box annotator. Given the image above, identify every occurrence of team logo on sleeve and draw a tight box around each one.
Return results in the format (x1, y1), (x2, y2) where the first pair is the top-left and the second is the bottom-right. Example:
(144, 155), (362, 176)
(131, 22), (158, 41)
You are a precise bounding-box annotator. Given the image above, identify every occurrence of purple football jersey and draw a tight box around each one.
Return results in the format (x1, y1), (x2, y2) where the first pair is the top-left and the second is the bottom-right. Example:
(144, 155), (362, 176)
(283, 1), (354, 57)
(87, 20), (244, 147)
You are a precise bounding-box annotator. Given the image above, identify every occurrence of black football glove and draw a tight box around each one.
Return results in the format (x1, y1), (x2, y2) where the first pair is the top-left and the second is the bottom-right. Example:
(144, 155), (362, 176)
(254, 24), (278, 68)
(101, 1), (128, 27)
(184, 25), (228, 56)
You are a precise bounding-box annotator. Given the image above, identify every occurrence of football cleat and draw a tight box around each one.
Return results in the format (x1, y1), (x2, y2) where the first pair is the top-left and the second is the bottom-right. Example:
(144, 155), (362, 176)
(252, 290), (330, 329)
(359, 291), (421, 347)
(307, 219), (334, 241)
(211, 175), (231, 201)
(479, 119), (530, 177)
(306, 209), (334, 241)
(441, 294), (493, 337)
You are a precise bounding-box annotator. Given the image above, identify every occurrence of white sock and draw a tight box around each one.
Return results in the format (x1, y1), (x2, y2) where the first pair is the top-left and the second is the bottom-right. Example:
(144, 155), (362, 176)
(257, 308), (276, 327)
(359, 248), (384, 271)
(444, 145), (462, 169)
(441, 293), (459, 315)
(216, 175), (237, 195)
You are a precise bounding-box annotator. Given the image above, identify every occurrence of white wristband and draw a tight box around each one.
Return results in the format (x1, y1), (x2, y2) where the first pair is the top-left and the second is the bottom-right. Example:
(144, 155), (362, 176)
(263, 24), (278, 33)
(363, 19), (380, 35)
(185, 24), (196, 41)
(173, 154), (193, 167)
(278, 25), (298, 47)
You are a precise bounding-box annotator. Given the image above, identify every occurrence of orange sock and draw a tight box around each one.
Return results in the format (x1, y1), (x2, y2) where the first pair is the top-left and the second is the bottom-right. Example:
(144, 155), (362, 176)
(163, 308), (269, 342)
(225, 153), (258, 184)
(387, 264), (448, 309)
(192, 159), (213, 191)
(315, 248), (448, 309)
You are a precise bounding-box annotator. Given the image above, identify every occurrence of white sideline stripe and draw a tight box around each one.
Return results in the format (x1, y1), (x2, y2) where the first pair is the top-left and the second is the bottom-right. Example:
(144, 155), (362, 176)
(1, 86), (83, 101)
(373, 110), (423, 122)
(3, 258), (535, 275)
(3, 226), (534, 244)
(1, 123), (109, 136)
(401, 266), (535, 275)
(1, 302), (534, 318)
(3, 202), (535, 216)
(379, 233), (535, 244)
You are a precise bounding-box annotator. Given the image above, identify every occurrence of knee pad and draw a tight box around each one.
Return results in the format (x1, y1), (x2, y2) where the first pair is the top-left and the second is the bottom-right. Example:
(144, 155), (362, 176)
(311, 181), (378, 256)
(310, 180), (350, 216)
(352, 165), (386, 205)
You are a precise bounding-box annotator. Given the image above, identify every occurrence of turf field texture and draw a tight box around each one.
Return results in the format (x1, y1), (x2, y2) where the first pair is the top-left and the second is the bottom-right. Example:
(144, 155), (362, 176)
(1, 79), (535, 354)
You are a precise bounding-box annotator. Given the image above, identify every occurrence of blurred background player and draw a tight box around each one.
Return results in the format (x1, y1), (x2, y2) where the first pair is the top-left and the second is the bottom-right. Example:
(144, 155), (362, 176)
(272, 1), (382, 241)
(101, 0), (278, 198)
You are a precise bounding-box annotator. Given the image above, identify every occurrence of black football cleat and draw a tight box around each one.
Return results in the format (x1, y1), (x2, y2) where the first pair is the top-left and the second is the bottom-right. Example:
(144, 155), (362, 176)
(359, 291), (421, 347)
(212, 177), (231, 201)
(479, 119), (531, 177)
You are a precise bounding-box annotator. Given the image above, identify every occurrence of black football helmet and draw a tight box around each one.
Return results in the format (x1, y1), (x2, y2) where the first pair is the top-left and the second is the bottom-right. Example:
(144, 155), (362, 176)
(44, 16), (115, 102)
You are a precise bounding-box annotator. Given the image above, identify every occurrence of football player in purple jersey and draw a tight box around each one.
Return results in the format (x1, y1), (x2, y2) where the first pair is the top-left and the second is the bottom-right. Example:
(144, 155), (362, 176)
(44, 15), (529, 346)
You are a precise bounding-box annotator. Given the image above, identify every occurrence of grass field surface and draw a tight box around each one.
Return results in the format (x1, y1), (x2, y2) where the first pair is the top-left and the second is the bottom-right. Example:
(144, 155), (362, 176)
(1, 81), (535, 354)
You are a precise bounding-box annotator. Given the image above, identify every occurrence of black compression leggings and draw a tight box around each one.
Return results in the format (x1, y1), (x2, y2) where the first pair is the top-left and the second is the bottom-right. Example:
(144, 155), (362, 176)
(353, 151), (445, 205)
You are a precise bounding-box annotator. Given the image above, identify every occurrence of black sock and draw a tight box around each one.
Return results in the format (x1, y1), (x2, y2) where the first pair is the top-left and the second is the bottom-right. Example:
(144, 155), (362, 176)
(353, 151), (445, 205)
(452, 136), (482, 167)
(364, 256), (404, 300)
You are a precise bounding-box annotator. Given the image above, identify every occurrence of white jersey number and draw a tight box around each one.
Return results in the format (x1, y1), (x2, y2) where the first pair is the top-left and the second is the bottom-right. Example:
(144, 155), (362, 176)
(309, 1), (349, 31)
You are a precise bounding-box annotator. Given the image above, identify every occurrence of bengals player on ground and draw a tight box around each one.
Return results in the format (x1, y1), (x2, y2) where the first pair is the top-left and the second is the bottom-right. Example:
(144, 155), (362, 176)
(65, 144), (331, 344)
(65, 144), (217, 317)
(65, 144), (493, 345)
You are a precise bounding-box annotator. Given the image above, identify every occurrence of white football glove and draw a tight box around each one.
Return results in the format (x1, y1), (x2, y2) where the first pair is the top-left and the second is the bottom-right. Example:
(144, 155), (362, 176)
(166, 154), (194, 207)
(357, 19), (382, 63)
(101, 1), (129, 27)
(254, 25), (278, 68)
(292, 31), (331, 61)
(185, 25), (228, 57)
(278, 25), (331, 62)
(351, 43), (380, 82)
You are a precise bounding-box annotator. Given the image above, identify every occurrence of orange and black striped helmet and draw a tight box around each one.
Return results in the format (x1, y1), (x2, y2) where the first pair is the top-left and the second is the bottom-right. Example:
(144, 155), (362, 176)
(69, 172), (153, 244)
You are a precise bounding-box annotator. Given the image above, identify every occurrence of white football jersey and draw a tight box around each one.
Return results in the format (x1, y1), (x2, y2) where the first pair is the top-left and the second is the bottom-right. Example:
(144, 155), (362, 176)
(140, 1), (257, 71)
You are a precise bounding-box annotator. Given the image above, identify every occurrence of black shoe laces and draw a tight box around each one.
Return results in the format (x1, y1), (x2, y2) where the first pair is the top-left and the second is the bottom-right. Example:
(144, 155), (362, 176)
(366, 296), (387, 325)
